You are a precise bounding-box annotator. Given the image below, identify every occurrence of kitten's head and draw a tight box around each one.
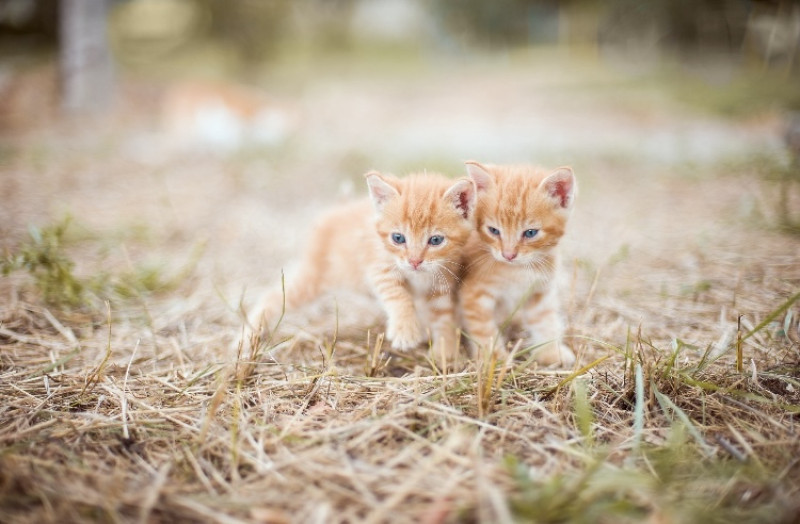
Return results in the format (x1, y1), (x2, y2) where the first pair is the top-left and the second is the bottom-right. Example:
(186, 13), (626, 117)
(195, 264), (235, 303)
(365, 171), (476, 274)
(465, 161), (575, 266)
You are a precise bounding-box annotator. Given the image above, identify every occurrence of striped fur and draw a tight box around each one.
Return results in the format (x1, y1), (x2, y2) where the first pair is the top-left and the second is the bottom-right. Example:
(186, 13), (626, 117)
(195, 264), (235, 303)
(253, 171), (476, 364)
(459, 161), (576, 366)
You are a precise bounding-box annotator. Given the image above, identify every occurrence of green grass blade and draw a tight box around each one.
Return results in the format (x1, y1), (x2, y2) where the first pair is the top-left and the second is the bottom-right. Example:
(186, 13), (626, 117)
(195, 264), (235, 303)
(32, 348), (81, 377)
(632, 363), (645, 453)
(546, 355), (611, 394)
(653, 383), (714, 457)
(573, 378), (594, 445)
(741, 290), (800, 341)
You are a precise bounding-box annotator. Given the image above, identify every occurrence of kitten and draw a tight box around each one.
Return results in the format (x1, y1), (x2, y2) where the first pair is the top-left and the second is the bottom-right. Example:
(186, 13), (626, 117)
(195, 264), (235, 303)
(161, 80), (292, 151)
(459, 161), (576, 366)
(249, 171), (476, 365)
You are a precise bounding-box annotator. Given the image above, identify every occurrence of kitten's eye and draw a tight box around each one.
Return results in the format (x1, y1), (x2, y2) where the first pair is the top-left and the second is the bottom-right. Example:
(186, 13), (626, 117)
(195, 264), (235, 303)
(487, 226), (501, 236)
(391, 232), (406, 244)
(428, 235), (444, 246)
(523, 229), (539, 239)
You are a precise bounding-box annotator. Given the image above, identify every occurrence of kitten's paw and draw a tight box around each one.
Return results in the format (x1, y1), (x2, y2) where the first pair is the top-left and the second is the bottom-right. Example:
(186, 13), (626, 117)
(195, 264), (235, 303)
(431, 332), (463, 370)
(388, 321), (424, 351)
(534, 342), (576, 367)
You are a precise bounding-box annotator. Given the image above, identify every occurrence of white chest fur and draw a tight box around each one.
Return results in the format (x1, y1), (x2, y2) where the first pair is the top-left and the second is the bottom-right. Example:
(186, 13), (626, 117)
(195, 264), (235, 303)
(404, 269), (437, 295)
(493, 266), (553, 320)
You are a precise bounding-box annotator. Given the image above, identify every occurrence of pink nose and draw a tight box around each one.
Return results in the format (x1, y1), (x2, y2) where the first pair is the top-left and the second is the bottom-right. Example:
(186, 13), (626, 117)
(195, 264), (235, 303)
(409, 258), (423, 269)
(503, 251), (517, 261)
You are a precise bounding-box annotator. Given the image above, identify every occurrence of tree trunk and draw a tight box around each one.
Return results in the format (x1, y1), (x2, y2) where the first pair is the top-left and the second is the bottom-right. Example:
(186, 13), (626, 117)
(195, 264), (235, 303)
(59, 0), (114, 113)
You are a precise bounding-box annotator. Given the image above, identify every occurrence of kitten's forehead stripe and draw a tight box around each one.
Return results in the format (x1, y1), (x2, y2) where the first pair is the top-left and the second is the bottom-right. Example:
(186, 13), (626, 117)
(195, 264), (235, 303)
(490, 166), (544, 231)
(477, 164), (569, 250)
(375, 171), (473, 258)
(401, 175), (442, 228)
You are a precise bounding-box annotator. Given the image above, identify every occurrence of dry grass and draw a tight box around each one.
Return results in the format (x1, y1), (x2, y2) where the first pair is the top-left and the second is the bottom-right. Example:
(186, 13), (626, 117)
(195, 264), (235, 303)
(2, 256), (798, 523)
(2, 57), (800, 523)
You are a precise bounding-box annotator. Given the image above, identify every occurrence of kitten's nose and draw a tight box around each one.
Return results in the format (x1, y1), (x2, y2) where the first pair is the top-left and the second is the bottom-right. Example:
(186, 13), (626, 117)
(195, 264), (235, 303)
(503, 251), (517, 261)
(409, 258), (423, 269)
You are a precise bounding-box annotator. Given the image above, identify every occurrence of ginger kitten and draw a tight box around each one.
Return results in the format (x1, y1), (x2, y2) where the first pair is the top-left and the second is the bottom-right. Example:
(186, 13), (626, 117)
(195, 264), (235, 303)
(249, 171), (476, 364)
(459, 161), (576, 366)
(161, 80), (292, 151)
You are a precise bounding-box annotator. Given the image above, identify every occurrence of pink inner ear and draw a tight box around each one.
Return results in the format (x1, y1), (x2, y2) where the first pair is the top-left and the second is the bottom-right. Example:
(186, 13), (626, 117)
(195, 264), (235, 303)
(466, 163), (492, 192)
(366, 174), (399, 210)
(456, 190), (471, 219)
(548, 177), (573, 208)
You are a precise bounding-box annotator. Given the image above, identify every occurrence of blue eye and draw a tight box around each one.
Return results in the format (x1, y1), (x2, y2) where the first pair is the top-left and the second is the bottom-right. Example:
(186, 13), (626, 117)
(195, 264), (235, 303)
(428, 235), (444, 246)
(391, 232), (406, 244)
(523, 229), (539, 239)
(487, 226), (501, 236)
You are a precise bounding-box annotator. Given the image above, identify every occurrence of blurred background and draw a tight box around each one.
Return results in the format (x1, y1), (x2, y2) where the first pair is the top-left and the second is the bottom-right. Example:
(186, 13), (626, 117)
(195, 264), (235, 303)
(1, 0), (798, 147)
(1, 0), (799, 307)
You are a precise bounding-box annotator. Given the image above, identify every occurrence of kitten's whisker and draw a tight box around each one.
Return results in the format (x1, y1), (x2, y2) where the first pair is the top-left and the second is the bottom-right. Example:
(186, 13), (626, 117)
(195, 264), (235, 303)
(436, 262), (461, 283)
(442, 258), (465, 269)
(432, 268), (452, 295)
(526, 258), (553, 281)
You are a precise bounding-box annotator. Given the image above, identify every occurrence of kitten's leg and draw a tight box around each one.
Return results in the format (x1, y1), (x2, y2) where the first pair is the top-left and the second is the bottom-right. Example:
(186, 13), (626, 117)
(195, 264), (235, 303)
(427, 292), (461, 368)
(370, 271), (423, 350)
(460, 281), (503, 358)
(519, 289), (575, 366)
(250, 243), (328, 336)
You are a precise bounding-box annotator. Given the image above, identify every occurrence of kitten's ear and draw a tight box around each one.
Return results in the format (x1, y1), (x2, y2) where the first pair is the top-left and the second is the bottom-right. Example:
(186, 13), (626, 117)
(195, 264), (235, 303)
(365, 171), (400, 213)
(541, 167), (576, 210)
(465, 161), (493, 192)
(443, 178), (477, 221)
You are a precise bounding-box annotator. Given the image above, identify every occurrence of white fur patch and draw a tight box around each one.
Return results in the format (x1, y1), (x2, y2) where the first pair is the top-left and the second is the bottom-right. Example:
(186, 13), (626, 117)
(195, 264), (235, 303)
(429, 294), (453, 311)
(477, 295), (496, 312)
(405, 270), (435, 294)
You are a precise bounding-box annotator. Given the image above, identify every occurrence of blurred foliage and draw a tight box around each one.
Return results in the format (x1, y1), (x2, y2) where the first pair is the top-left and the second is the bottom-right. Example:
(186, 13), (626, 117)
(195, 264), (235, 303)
(108, 0), (357, 69)
(1, 0), (798, 116)
(505, 437), (795, 524)
(4, 0), (798, 67)
(0, 217), (196, 309)
(596, 0), (750, 54)
(669, 70), (800, 115)
(0, 0), (58, 42)
(103, 0), (800, 69)
(431, 0), (561, 48)
(1, 218), (86, 307)
(109, 0), (206, 62)
(198, 0), (292, 61)
(723, 147), (800, 234)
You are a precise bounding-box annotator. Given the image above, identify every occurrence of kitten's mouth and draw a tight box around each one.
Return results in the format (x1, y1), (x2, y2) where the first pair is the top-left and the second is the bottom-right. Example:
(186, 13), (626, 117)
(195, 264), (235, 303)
(494, 252), (537, 266)
(493, 252), (519, 265)
(401, 260), (429, 272)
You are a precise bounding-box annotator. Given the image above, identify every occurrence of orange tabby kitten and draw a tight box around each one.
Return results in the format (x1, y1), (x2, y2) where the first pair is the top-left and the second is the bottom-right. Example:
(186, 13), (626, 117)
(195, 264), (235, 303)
(161, 80), (293, 151)
(459, 161), (576, 366)
(250, 171), (476, 363)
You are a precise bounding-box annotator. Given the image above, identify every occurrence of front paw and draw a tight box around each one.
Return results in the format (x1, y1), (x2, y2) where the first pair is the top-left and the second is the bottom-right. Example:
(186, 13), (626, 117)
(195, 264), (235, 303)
(431, 329), (461, 364)
(388, 320), (424, 351)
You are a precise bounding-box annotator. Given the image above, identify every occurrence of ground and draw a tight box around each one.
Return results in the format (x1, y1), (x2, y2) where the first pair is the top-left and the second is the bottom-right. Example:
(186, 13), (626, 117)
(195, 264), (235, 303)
(1, 50), (799, 523)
